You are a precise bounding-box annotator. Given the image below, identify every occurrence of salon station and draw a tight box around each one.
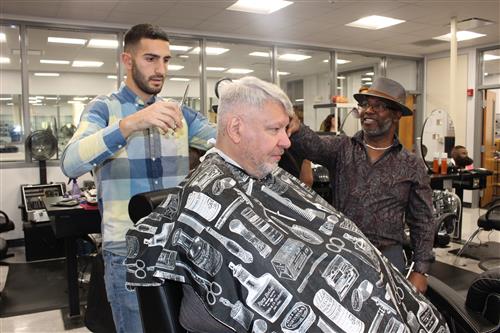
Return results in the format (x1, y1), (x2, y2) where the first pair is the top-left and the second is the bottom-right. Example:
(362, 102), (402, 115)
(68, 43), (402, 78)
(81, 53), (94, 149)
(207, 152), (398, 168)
(0, 1), (499, 333)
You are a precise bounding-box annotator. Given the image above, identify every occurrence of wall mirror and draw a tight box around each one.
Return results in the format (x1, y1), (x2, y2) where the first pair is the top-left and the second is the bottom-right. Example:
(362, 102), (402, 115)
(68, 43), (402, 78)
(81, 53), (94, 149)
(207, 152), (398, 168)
(421, 109), (455, 172)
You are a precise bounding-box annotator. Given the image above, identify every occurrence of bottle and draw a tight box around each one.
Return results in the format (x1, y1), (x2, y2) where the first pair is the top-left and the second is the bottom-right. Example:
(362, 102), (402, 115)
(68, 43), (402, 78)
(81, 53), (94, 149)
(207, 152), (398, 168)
(229, 262), (292, 323)
(229, 219), (272, 258)
(70, 178), (81, 199)
(432, 153), (440, 174)
(440, 152), (448, 175)
(220, 297), (254, 330)
(313, 289), (364, 333)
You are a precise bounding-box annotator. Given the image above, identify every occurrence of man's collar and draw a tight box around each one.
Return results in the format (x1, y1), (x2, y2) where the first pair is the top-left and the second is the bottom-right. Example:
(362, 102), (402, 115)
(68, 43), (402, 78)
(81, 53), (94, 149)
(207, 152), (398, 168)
(353, 130), (402, 148)
(118, 82), (157, 106)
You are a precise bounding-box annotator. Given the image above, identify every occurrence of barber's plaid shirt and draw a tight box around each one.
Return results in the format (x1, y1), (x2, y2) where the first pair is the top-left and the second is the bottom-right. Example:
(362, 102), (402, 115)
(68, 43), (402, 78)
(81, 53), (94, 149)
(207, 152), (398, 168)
(61, 83), (216, 255)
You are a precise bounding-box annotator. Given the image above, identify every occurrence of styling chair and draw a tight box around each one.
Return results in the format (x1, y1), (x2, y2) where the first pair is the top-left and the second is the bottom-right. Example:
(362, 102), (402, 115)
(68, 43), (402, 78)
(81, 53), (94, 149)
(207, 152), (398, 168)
(0, 210), (15, 260)
(128, 190), (187, 333)
(455, 198), (500, 270)
(425, 268), (500, 333)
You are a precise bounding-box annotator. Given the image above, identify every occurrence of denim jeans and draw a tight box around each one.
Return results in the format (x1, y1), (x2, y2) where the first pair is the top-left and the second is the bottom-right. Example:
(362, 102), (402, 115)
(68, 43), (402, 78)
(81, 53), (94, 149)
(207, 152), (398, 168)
(103, 250), (143, 333)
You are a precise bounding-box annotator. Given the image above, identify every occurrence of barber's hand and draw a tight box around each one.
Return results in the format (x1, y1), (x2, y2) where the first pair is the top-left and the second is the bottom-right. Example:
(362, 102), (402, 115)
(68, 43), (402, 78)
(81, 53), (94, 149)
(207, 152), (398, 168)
(286, 114), (301, 137)
(408, 271), (428, 294)
(119, 100), (183, 139)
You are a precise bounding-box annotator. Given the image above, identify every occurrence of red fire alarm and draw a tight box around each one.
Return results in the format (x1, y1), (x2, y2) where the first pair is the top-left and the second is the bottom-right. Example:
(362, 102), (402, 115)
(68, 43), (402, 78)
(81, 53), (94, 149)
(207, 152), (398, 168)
(467, 88), (474, 96)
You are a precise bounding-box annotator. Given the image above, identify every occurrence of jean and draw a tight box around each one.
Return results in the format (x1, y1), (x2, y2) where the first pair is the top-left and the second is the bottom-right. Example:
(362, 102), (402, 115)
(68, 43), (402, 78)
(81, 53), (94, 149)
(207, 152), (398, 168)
(103, 250), (143, 333)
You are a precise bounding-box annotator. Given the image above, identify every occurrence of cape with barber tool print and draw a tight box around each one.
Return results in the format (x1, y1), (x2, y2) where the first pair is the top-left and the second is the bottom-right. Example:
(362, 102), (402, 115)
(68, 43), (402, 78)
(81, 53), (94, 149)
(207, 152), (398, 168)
(125, 152), (449, 333)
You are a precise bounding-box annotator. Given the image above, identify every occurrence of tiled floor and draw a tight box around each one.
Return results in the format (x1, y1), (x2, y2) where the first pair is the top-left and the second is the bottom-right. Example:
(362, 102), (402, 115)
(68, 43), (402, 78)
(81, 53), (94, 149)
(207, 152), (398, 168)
(0, 207), (499, 332)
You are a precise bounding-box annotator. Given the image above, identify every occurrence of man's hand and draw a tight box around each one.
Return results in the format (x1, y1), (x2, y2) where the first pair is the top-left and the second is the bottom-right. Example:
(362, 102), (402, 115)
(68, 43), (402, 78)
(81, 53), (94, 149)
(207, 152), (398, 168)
(408, 271), (428, 293)
(286, 114), (301, 137)
(119, 100), (183, 139)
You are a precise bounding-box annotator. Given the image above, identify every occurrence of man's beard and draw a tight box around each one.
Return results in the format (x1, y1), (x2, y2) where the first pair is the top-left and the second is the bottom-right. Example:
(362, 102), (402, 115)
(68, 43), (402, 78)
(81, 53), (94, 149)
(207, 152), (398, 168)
(244, 146), (278, 179)
(363, 117), (393, 138)
(132, 60), (164, 95)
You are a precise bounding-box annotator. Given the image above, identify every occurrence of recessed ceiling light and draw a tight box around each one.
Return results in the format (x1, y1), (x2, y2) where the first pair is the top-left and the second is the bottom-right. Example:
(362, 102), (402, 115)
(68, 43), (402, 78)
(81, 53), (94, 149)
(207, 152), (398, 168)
(170, 78), (191, 81)
(72, 60), (104, 67)
(0, 97), (12, 101)
(45, 97), (59, 100)
(73, 97), (88, 101)
(278, 71), (290, 75)
(0, 33), (6, 42)
(365, 72), (374, 76)
(484, 54), (500, 61)
(168, 64), (184, 71)
(337, 76), (346, 79)
(295, 98), (304, 102)
(0, 57), (10, 64)
(361, 78), (372, 81)
(249, 51), (270, 57)
(226, 68), (254, 74)
(68, 100), (83, 104)
(346, 15), (405, 30)
(484, 73), (489, 76)
(40, 59), (70, 65)
(6, 103), (14, 106)
(279, 53), (311, 62)
(226, 0), (293, 14)
(206, 67), (226, 71)
(87, 39), (119, 49)
(190, 47), (229, 55)
(107, 75), (117, 79)
(178, 55), (189, 59)
(48, 37), (87, 45)
(34, 72), (60, 76)
(433, 31), (486, 42)
(170, 45), (192, 52)
(323, 59), (351, 64)
(337, 86), (343, 89)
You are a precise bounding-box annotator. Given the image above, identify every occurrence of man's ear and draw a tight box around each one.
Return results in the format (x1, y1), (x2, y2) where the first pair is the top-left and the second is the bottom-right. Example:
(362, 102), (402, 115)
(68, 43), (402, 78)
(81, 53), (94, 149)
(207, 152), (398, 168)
(226, 116), (243, 144)
(121, 52), (133, 70)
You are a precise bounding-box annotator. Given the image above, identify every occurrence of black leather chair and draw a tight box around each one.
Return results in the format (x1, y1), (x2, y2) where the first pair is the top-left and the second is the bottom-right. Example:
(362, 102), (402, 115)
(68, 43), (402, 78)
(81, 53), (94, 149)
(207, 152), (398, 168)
(0, 210), (15, 259)
(455, 198), (500, 269)
(129, 190), (187, 333)
(425, 268), (500, 333)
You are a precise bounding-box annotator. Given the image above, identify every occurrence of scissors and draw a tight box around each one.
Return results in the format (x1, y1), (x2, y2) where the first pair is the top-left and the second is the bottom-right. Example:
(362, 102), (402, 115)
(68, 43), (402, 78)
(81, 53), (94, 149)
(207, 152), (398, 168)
(126, 259), (147, 279)
(180, 84), (189, 107)
(326, 237), (378, 270)
(177, 261), (222, 305)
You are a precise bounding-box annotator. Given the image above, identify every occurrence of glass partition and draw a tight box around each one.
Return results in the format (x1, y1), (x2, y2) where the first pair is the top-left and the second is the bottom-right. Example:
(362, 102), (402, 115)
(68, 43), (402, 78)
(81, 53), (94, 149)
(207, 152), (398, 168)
(0, 25), (24, 162)
(482, 48), (500, 86)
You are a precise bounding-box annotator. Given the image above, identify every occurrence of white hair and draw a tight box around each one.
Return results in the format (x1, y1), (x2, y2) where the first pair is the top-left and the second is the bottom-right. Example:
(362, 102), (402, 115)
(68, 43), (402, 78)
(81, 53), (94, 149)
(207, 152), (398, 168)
(217, 76), (294, 127)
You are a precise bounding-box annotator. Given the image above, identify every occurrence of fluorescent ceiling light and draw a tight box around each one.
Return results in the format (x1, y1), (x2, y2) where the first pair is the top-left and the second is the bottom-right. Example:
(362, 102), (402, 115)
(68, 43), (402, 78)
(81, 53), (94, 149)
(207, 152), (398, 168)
(337, 76), (346, 79)
(206, 67), (226, 71)
(433, 30), (486, 42)
(278, 71), (290, 75)
(48, 36), (87, 45)
(295, 98), (304, 102)
(249, 51), (270, 57)
(323, 59), (351, 64)
(484, 54), (500, 61)
(337, 87), (343, 89)
(227, 0), (293, 14)
(35, 96), (45, 99)
(178, 55), (189, 59)
(45, 97), (59, 100)
(365, 72), (374, 76)
(170, 45), (192, 51)
(72, 60), (103, 67)
(346, 15), (405, 30)
(170, 78), (190, 81)
(107, 75), (117, 79)
(0, 57), (10, 64)
(0, 33), (5, 42)
(0, 97), (12, 101)
(68, 100), (83, 104)
(12, 49), (42, 56)
(190, 47), (229, 55)
(168, 64), (184, 71)
(484, 73), (488, 76)
(226, 68), (254, 74)
(6, 103), (14, 106)
(87, 39), (118, 49)
(361, 78), (372, 81)
(279, 53), (311, 62)
(40, 59), (70, 65)
(73, 97), (88, 101)
(34, 72), (60, 77)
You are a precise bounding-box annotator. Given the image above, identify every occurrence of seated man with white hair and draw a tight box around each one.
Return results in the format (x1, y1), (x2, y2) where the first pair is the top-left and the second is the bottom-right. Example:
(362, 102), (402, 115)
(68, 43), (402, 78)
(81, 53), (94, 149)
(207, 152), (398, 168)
(125, 76), (449, 333)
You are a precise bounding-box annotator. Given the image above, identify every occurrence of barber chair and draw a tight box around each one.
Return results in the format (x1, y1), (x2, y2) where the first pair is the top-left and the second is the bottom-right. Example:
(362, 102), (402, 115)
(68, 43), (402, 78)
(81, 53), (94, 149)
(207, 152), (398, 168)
(425, 268), (500, 333)
(455, 198), (500, 270)
(0, 210), (15, 260)
(129, 190), (187, 333)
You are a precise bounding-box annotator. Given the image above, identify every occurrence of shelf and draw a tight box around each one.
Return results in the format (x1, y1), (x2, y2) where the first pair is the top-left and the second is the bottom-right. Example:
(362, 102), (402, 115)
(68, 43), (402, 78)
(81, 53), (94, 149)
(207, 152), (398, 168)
(313, 103), (357, 109)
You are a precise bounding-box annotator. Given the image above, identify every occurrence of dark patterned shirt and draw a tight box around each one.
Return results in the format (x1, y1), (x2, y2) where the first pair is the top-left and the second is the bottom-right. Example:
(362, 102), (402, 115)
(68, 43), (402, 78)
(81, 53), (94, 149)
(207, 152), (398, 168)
(291, 125), (434, 274)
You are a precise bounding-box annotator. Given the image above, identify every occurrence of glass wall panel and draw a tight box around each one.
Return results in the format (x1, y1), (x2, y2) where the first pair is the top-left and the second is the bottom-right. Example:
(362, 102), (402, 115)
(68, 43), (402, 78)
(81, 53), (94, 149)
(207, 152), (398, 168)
(27, 27), (119, 159)
(277, 47), (331, 131)
(482, 48), (500, 86)
(205, 41), (272, 123)
(159, 38), (201, 111)
(0, 25), (24, 162)
(387, 58), (417, 91)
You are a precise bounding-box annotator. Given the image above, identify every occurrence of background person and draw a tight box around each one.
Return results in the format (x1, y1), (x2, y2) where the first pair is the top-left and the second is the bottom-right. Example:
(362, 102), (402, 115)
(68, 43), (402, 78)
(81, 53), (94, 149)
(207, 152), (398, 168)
(451, 145), (474, 170)
(287, 77), (434, 293)
(60, 23), (215, 332)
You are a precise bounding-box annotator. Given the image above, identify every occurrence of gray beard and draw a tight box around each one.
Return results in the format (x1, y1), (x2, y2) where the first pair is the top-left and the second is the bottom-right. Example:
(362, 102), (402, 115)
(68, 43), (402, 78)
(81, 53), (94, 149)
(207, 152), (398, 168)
(363, 118), (393, 138)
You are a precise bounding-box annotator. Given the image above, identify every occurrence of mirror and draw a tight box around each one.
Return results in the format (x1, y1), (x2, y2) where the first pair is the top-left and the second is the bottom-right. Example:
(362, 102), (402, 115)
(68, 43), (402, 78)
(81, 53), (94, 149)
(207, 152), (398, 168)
(420, 109), (455, 173)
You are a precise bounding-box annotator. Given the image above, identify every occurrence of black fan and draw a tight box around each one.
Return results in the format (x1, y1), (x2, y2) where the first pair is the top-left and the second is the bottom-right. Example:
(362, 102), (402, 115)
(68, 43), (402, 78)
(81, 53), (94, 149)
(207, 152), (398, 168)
(25, 129), (58, 184)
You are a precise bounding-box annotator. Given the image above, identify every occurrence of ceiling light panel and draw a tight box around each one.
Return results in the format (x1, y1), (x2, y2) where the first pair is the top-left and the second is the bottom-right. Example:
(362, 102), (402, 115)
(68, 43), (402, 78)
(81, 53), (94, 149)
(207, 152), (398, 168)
(48, 37), (87, 45)
(0, 33), (6, 42)
(226, 68), (254, 74)
(170, 78), (190, 81)
(168, 64), (184, 71)
(346, 15), (405, 30)
(190, 47), (229, 55)
(484, 54), (500, 61)
(87, 39), (119, 48)
(170, 45), (192, 51)
(40, 59), (70, 65)
(34, 72), (60, 76)
(0, 57), (10, 64)
(433, 31), (486, 42)
(227, 0), (293, 14)
(72, 60), (104, 67)
(206, 67), (226, 71)
(279, 53), (311, 61)
(249, 51), (270, 57)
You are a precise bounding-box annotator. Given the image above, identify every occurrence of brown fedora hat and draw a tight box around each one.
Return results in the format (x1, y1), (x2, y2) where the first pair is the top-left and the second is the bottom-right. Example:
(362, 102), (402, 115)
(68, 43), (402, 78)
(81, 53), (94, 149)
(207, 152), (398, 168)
(353, 77), (413, 116)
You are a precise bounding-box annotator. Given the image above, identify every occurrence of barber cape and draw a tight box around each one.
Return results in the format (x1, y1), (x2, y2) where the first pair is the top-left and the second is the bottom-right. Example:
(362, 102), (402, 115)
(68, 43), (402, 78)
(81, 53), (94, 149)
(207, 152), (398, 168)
(125, 152), (449, 333)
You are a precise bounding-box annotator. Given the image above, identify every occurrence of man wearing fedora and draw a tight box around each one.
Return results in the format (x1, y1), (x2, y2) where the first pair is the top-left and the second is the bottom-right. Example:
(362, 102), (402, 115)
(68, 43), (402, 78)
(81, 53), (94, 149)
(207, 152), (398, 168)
(287, 77), (433, 293)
